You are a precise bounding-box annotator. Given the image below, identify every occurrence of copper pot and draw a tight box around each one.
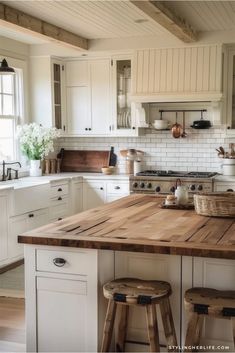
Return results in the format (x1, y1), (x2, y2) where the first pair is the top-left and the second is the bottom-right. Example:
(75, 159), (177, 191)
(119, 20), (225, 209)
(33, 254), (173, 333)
(171, 112), (182, 138)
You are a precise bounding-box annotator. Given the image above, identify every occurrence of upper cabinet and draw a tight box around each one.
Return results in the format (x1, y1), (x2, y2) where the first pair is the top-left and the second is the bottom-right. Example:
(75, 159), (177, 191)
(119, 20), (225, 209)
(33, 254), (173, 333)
(224, 46), (235, 132)
(132, 45), (223, 102)
(65, 59), (111, 136)
(30, 57), (65, 130)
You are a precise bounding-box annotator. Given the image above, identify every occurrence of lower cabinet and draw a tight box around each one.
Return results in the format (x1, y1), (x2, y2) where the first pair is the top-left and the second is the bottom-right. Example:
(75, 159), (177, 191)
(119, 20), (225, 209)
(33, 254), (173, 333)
(25, 246), (114, 352)
(83, 181), (106, 210)
(9, 208), (49, 260)
(192, 257), (235, 348)
(0, 191), (9, 263)
(71, 181), (83, 214)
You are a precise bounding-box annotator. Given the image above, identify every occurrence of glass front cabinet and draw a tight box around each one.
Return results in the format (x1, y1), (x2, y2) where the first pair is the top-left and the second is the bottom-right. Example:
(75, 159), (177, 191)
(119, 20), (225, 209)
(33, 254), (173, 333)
(225, 47), (235, 132)
(112, 56), (139, 136)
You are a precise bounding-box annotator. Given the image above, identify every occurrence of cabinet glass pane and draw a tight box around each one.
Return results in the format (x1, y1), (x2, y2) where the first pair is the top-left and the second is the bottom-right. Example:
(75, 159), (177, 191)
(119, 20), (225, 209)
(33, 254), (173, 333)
(232, 56), (235, 128)
(53, 64), (62, 129)
(116, 60), (131, 130)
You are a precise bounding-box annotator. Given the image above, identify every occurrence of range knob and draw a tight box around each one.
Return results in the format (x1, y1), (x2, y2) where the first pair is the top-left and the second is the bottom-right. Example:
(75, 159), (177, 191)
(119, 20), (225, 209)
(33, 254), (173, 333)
(190, 184), (196, 191)
(170, 186), (175, 193)
(147, 182), (152, 189)
(155, 186), (161, 193)
(198, 184), (203, 191)
(140, 182), (145, 189)
(132, 182), (138, 188)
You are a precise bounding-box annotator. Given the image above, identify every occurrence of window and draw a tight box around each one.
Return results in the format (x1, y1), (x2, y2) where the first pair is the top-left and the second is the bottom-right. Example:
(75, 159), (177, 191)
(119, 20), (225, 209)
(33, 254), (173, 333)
(0, 70), (21, 161)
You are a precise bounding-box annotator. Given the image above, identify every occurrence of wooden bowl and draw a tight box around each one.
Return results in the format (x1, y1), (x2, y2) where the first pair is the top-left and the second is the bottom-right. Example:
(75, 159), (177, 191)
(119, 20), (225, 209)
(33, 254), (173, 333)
(101, 166), (115, 175)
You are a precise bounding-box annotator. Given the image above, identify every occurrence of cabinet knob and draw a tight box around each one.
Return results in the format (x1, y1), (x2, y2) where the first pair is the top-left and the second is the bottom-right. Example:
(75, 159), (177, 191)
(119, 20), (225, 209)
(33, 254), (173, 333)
(88, 128), (92, 131)
(100, 187), (104, 190)
(58, 217), (63, 221)
(28, 213), (34, 218)
(58, 188), (62, 192)
(85, 128), (88, 131)
(114, 186), (120, 190)
(58, 197), (62, 201)
(227, 189), (234, 192)
(132, 127), (136, 130)
(53, 258), (66, 267)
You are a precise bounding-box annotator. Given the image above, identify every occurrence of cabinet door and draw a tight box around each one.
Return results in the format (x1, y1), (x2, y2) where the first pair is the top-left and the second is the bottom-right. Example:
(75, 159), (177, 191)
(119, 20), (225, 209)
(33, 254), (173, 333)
(83, 181), (105, 210)
(37, 276), (91, 352)
(71, 182), (83, 215)
(115, 252), (181, 349)
(90, 60), (111, 134)
(0, 194), (8, 262)
(192, 257), (235, 347)
(28, 209), (49, 230)
(66, 61), (88, 87)
(66, 86), (91, 134)
(8, 214), (28, 259)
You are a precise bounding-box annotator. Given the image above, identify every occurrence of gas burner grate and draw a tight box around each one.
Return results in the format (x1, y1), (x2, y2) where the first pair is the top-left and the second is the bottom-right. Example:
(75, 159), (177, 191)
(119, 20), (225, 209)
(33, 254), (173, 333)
(136, 170), (217, 178)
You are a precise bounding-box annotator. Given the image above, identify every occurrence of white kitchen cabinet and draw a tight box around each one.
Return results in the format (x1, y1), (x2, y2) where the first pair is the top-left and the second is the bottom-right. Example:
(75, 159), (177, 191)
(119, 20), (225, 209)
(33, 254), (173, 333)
(214, 181), (235, 192)
(191, 257), (235, 348)
(83, 179), (129, 210)
(83, 180), (106, 210)
(8, 208), (49, 260)
(25, 246), (114, 352)
(0, 191), (9, 263)
(65, 59), (111, 136)
(30, 57), (65, 130)
(49, 181), (70, 221)
(115, 252), (182, 350)
(71, 181), (83, 215)
(224, 45), (235, 133)
(132, 45), (223, 102)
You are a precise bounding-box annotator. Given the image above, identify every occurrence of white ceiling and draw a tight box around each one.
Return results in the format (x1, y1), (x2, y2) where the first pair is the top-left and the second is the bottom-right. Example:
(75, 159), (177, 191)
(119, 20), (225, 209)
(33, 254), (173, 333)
(1, 0), (169, 40)
(167, 1), (235, 32)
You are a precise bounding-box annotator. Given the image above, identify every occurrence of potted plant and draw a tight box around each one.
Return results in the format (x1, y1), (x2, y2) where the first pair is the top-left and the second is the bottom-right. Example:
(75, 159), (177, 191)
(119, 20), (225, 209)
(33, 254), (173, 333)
(17, 123), (60, 176)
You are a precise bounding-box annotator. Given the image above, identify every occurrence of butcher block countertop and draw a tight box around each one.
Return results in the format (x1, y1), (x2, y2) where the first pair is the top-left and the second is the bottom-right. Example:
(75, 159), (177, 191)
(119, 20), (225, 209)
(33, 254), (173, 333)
(18, 194), (235, 260)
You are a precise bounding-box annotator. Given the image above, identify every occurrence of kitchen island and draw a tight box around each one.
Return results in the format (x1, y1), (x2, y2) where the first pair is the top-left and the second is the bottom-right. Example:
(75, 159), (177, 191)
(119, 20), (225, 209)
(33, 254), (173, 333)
(19, 195), (235, 352)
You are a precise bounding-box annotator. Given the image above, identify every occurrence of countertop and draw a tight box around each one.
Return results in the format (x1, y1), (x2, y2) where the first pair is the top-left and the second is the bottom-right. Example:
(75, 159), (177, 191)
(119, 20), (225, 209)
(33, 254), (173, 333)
(0, 172), (130, 191)
(18, 194), (235, 259)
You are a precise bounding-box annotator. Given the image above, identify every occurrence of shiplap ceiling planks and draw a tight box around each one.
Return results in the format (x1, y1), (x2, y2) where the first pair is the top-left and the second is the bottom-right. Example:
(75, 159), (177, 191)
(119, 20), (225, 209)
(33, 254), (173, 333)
(1, 0), (169, 39)
(167, 1), (235, 32)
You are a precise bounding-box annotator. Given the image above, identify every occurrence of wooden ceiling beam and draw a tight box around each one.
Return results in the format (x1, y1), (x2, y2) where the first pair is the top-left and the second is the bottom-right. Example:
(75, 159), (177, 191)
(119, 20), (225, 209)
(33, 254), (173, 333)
(0, 3), (88, 50)
(131, 0), (197, 43)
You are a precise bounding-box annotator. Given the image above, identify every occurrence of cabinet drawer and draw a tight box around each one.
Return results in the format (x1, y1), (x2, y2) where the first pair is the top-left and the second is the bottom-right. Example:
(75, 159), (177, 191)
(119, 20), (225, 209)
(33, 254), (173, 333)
(50, 197), (69, 219)
(50, 183), (69, 198)
(36, 249), (92, 275)
(214, 183), (235, 192)
(106, 182), (129, 195)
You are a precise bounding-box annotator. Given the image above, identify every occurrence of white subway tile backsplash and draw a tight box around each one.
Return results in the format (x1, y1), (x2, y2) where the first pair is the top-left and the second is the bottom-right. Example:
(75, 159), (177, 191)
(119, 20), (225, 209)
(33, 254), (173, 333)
(56, 128), (234, 174)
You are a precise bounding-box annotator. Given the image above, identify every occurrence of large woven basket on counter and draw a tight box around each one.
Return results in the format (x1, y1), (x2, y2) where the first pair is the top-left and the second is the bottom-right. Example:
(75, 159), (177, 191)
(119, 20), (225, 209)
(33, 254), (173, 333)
(194, 192), (235, 218)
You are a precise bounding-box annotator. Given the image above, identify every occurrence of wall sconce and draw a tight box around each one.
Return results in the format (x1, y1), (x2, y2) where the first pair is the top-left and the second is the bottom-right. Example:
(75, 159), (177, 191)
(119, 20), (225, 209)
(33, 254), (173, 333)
(0, 59), (15, 75)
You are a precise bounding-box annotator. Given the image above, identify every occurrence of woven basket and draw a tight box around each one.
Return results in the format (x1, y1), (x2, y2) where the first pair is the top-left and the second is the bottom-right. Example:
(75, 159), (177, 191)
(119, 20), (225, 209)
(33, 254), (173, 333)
(194, 192), (235, 218)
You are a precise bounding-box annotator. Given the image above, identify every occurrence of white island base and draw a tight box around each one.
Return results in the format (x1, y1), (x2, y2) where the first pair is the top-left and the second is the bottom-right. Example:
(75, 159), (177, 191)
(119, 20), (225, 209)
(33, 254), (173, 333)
(24, 245), (235, 352)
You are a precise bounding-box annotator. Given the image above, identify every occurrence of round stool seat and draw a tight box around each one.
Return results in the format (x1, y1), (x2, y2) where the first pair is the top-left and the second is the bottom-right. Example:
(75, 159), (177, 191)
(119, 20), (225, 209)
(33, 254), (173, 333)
(185, 287), (235, 308)
(103, 277), (172, 304)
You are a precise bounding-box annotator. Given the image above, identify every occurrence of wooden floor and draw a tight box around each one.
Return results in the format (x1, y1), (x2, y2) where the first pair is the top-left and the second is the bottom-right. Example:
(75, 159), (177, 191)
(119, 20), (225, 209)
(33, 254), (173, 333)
(0, 297), (25, 352)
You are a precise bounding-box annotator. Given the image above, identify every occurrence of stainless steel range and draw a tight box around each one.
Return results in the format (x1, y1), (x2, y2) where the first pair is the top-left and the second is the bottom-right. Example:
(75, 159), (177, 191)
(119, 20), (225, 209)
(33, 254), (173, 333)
(130, 170), (217, 194)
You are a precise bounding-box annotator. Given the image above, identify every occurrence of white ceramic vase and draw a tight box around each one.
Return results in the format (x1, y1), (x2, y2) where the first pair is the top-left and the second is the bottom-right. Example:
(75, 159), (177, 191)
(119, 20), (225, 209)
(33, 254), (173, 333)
(29, 160), (42, 177)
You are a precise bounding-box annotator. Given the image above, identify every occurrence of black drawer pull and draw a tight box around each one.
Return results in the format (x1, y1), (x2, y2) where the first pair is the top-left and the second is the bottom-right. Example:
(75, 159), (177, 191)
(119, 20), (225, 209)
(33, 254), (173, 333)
(53, 258), (66, 267)
(227, 189), (234, 192)
(115, 186), (120, 190)
(58, 197), (62, 201)
(100, 187), (103, 190)
(58, 188), (62, 192)
(58, 217), (62, 221)
(28, 213), (34, 218)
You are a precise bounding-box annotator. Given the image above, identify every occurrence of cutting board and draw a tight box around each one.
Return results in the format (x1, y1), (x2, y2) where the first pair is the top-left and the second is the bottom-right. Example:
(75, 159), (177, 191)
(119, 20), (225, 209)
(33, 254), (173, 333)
(58, 149), (111, 172)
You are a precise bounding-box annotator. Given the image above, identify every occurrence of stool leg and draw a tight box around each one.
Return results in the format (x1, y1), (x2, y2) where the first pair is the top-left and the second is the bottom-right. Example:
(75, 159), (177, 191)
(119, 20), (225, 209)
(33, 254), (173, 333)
(184, 312), (203, 352)
(101, 299), (117, 352)
(146, 304), (160, 352)
(232, 317), (235, 349)
(160, 298), (177, 351)
(116, 305), (129, 352)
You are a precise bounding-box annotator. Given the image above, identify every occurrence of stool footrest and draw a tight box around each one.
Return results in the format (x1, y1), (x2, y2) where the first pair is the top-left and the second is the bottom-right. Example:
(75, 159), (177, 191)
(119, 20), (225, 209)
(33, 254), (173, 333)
(194, 304), (209, 314)
(222, 307), (235, 317)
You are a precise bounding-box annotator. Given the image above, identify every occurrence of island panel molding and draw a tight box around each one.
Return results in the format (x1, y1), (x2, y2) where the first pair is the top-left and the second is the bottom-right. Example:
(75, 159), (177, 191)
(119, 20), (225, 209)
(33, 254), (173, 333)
(18, 195), (235, 260)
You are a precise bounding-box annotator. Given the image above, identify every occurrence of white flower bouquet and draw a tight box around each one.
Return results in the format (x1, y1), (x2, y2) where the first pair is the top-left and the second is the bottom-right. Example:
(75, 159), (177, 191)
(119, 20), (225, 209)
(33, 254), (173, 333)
(17, 123), (61, 160)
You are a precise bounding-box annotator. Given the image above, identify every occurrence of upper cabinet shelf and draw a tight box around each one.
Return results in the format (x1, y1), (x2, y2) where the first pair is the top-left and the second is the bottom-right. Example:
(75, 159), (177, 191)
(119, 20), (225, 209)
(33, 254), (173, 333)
(132, 45), (223, 102)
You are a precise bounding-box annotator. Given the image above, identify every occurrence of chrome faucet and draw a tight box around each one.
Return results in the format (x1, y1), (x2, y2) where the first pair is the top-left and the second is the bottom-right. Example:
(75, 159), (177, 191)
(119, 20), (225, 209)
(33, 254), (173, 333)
(1, 160), (21, 181)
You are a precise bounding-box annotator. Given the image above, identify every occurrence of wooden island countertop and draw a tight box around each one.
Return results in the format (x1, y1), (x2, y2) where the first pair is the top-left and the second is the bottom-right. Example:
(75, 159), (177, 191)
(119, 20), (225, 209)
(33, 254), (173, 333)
(18, 194), (235, 259)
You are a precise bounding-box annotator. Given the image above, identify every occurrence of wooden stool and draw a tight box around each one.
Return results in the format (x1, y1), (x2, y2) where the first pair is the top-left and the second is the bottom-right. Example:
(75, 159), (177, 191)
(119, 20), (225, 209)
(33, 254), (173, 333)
(101, 278), (177, 352)
(184, 287), (235, 352)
